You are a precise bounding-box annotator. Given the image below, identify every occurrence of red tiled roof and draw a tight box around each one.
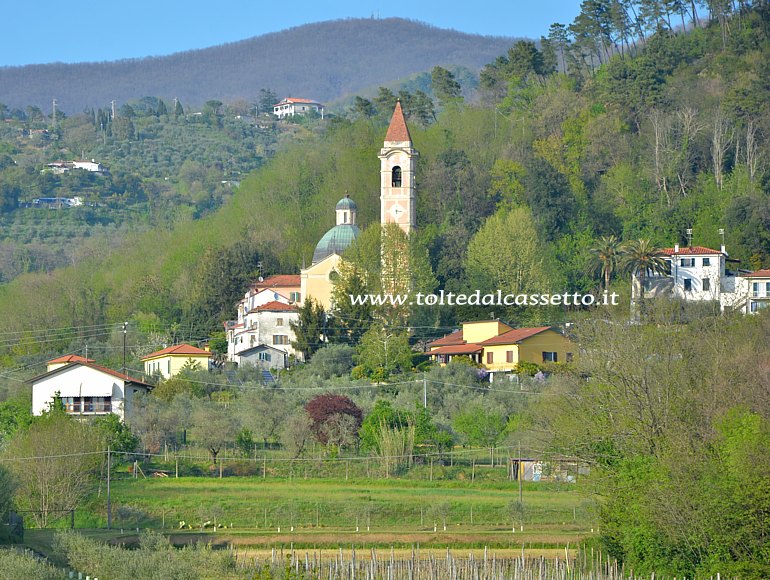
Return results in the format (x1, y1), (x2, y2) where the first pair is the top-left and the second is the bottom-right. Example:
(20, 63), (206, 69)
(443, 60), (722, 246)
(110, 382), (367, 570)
(48, 354), (95, 365)
(254, 275), (301, 289)
(480, 327), (553, 346)
(29, 361), (152, 388)
(428, 344), (483, 356)
(141, 344), (211, 360)
(744, 269), (770, 278)
(253, 301), (298, 312)
(661, 246), (723, 255)
(384, 101), (412, 142)
(428, 330), (464, 348)
(276, 97), (322, 105)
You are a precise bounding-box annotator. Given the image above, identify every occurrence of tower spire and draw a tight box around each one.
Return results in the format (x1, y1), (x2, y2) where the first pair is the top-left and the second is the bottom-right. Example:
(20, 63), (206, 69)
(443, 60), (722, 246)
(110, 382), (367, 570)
(384, 100), (412, 143)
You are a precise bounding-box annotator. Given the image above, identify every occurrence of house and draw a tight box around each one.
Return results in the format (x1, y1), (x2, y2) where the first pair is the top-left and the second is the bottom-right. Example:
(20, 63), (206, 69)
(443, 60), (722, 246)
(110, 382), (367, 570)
(225, 301), (299, 367)
(741, 269), (770, 314)
(638, 242), (765, 314)
(140, 344), (212, 379)
(240, 274), (301, 316)
(30, 359), (152, 421)
(428, 320), (575, 381)
(273, 98), (324, 119)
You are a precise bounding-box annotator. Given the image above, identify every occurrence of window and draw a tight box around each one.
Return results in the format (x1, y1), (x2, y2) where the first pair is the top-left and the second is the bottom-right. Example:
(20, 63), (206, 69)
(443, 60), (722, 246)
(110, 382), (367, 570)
(486, 352), (494, 364)
(542, 352), (558, 363)
(680, 258), (695, 267)
(506, 350), (514, 363)
(167, 360), (171, 375)
(753, 282), (760, 297)
(766, 282), (770, 296)
(276, 318), (284, 327)
(290, 292), (301, 302)
(684, 278), (692, 291)
(343, 211), (348, 224)
(273, 335), (289, 345)
(392, 166), (402, 187)
(566, 352), (574, 363)
(702, 278), (710, 291)
(258, 352), (272, 362)
(703, 257), (711, 266)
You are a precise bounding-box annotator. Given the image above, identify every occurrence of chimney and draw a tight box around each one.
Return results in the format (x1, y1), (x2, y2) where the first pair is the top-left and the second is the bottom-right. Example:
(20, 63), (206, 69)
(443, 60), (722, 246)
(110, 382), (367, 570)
(674, 243), (679, 253)
(721, 244), (726, 255)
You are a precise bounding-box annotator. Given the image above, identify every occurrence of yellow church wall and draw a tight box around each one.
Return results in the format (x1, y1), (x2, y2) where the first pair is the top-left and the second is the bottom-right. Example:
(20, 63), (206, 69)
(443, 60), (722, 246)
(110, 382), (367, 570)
(462, 321), (512, 344)
(300, 254), (341, 311)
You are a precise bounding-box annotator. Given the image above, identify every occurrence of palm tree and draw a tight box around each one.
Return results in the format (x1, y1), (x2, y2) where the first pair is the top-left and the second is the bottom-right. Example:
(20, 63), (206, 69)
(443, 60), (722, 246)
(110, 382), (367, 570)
(589, 235), (621, 291)
(620, 239), (669, 312)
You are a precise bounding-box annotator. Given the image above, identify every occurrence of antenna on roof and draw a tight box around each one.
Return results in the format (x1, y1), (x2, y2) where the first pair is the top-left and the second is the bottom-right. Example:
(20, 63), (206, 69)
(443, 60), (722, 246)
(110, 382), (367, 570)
(686, 228), (693, 247)
(719, 228), (726, 254)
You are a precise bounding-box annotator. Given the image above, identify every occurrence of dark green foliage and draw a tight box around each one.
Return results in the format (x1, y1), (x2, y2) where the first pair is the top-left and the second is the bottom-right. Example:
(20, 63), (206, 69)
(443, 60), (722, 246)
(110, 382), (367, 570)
(290, 297), (327, 361)
(94, 413), (139, 454)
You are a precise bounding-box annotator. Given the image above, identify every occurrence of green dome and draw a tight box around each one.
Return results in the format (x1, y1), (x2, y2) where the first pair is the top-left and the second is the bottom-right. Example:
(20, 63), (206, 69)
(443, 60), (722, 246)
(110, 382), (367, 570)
(312, 224), (360, 264)
(336, 196), (358, 211)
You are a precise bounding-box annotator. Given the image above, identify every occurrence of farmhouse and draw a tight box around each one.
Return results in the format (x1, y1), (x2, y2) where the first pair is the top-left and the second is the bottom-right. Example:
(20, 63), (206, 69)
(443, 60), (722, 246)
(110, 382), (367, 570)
(225, 300), (299, 368)
(428, 320), (575, 381)
(141, 343), (212, 379)
(29, 358), (152, 421)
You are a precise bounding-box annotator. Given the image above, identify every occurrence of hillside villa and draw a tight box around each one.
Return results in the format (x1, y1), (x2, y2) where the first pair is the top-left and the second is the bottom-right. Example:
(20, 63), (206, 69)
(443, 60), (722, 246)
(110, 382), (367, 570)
(273, 97), (324, 119)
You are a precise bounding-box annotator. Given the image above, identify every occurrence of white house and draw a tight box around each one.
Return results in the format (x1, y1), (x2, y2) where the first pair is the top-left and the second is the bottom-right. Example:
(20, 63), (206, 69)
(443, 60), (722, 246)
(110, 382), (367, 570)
(29, 360), (152, 422)
(273, 98), (324, 119)
(638, 243), (766, 314)
(225, 300), (300, 367)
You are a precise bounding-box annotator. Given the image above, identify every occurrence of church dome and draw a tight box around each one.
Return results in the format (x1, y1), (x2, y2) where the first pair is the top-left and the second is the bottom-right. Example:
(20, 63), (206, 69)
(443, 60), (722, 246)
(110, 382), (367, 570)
(335, 195), (357, 211)
(312, 224), (360, 264)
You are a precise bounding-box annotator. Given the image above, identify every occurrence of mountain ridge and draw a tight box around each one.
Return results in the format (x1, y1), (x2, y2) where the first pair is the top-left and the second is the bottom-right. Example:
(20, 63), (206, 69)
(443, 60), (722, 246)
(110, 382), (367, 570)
(0, 18), (516, 112)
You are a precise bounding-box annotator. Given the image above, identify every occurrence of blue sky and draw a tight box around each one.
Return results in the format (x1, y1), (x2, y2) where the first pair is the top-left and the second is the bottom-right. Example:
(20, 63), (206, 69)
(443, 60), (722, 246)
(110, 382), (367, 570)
(1, 1), (583, 67)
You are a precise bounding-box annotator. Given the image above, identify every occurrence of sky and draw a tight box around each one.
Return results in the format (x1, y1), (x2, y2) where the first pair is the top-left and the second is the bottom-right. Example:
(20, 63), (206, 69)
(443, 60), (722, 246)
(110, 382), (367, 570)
(1, 1), (583, 67)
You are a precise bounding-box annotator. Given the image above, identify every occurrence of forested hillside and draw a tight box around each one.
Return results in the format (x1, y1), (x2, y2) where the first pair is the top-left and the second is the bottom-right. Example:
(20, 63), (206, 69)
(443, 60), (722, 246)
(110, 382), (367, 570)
(0, 2), (769, 346)
(0, 18), (513, 111)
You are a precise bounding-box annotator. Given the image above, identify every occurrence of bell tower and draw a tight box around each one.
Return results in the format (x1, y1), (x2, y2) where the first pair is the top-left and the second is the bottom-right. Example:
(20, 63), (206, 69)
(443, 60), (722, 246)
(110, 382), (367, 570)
(379, 100), (418, 234)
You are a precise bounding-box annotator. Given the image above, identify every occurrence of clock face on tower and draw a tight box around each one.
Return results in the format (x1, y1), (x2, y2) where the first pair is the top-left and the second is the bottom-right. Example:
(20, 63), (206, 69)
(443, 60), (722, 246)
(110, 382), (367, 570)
(389, 203), (405, 221)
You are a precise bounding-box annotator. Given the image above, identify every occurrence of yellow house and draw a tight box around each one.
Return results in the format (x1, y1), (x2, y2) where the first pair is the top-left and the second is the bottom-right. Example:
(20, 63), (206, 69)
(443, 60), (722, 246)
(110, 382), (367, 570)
(141, 344), (212, 380)
(428, 321), (575, 380)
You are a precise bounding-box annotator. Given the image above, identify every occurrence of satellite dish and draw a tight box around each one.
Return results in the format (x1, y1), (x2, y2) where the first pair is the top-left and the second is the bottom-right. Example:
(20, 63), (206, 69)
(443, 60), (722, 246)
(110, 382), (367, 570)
(258, 276), (264, 282)
(273, 292), (279, 300)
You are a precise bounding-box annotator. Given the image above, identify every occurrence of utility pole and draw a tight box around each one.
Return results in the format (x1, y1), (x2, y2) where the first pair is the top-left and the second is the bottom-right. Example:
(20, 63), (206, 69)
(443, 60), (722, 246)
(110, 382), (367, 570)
(423, 373), (427, 408)
(111, 100), (117, 120)
(52, 98), (57, 127)
(518, 440), (523, 505)
(122, 322), (128, 375)
(106, 447), (112, 530)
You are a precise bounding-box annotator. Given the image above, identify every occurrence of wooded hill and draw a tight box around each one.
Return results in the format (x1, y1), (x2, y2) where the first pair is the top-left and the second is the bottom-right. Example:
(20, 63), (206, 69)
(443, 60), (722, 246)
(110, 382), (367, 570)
(0, 18), (514, 112)
(0, 3), (769, 345)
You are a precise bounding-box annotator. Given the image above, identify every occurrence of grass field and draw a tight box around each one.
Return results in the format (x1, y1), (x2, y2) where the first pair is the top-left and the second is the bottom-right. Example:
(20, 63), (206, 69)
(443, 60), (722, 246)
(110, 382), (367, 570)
(71, 476), (597, 550)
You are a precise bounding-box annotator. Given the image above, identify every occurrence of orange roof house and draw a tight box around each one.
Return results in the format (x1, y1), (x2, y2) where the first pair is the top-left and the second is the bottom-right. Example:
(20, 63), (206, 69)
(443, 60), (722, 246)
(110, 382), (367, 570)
(141, 343), (212, 380)
(428, 321), (575, 381)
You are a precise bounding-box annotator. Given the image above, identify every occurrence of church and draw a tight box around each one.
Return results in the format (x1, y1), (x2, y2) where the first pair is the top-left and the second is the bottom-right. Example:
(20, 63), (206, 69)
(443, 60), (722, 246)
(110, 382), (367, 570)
(299, 100), (418, 309)
(225, 102), (418, 366)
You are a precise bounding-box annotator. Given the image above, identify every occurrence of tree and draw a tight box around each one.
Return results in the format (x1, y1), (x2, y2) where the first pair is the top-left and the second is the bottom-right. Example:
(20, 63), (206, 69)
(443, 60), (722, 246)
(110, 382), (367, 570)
(258, 89), (278, 115)
(281, 410), (314, 458)
(620, 239), (668, 311)
(431, 66), (463, 107)
(305, 394), (363, 446)
(465, 206), (557, 298)
(452, 404), (508, 465)
(351, 96), (376, 119)
(354, 323), (413, 380)
(190, 401), (239, 464)
(94, 413), (139, 454)
(2, 411), (104, 527)
(589, 234), (622, 290)
(290, 297), (327, 360)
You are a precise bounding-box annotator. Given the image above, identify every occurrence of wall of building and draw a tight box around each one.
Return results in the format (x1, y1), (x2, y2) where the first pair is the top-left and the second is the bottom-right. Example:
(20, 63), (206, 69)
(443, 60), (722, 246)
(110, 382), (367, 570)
(301, 254), (340, 311)
(516, 330), (575, 366)
(463, 321), (511, 344)
(144, 355), (210, 380)
(32, 366), (126, 420)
